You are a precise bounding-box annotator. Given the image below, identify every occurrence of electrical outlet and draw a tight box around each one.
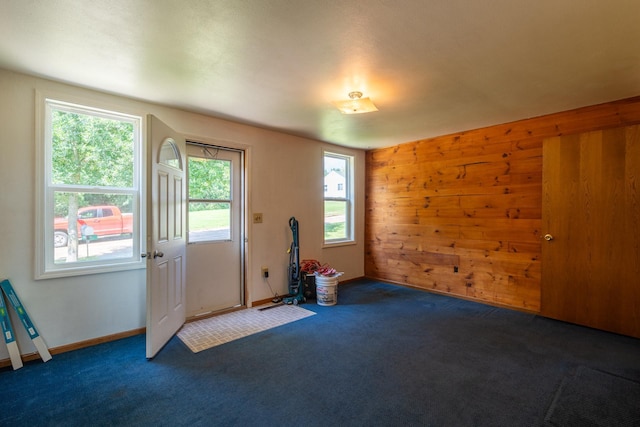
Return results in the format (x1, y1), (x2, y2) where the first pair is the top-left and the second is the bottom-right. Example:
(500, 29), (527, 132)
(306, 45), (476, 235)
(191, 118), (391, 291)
(261, 267), (269, 279)
(253, 213), (263, 223)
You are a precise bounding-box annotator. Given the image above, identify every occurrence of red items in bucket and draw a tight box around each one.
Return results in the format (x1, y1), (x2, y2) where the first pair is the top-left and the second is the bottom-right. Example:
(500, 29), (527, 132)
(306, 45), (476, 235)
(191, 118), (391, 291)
(300, 259), (341, 277)
(315, 265), (339, 277)
(300, 259), (321, 273)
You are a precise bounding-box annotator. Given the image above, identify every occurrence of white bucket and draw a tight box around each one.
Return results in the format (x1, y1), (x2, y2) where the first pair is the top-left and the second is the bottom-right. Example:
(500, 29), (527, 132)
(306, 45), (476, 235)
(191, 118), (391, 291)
(315, 273), (342, 306)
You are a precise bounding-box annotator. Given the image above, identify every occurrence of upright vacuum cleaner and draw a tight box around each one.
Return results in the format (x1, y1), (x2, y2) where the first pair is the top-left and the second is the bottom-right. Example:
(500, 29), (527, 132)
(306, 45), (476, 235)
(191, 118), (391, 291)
(283, 217), (306, 305)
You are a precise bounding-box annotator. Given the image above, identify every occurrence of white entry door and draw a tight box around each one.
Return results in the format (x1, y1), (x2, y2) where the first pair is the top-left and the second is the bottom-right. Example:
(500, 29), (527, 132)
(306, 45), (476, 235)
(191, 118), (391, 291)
(146, 115), (187, 358)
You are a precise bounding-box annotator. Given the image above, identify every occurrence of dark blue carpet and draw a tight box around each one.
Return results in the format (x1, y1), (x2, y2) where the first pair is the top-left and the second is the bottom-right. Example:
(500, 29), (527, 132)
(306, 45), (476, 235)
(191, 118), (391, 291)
(544, 366), (640, 426)
(1, 279), (639, 426)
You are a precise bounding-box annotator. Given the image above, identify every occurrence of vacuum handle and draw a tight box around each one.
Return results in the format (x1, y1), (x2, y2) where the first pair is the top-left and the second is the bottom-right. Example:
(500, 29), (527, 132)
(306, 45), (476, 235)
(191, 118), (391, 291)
(289, 216), (299, 246)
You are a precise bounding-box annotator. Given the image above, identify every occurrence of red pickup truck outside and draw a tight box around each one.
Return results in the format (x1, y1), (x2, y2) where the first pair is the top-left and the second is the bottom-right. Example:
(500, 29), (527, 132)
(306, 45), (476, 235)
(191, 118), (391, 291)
(54, 205), (134, 247)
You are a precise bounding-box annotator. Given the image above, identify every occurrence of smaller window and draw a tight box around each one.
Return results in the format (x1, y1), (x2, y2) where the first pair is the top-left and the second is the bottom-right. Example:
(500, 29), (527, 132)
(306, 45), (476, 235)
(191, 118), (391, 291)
(79, 209), (97, 219)
(159, 139), (182, 169)
(323, 151), (354, 245)
(187, 146), (233, 243)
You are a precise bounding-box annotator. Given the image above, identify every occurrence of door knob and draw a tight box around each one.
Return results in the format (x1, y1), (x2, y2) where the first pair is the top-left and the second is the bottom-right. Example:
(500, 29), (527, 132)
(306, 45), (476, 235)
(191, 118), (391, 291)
(543, 234), (554, 241)
(153, 250), (164, 258)
(141, 252), (151, 258)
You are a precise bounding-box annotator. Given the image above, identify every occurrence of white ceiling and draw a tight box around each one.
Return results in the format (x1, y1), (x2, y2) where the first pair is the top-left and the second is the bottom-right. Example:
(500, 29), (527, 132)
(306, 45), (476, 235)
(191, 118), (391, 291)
(2, 1), (640, 150)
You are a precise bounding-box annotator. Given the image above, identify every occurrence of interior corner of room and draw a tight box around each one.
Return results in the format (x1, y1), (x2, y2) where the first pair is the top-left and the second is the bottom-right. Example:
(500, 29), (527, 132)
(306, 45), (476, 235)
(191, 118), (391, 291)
(1, 1), (640, 368)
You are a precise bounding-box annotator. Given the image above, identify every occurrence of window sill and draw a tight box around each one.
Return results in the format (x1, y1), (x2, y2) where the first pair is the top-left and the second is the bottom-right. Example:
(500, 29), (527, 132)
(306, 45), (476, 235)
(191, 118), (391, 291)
(322, 240), (357, 249)
(35, 260), (146, 280)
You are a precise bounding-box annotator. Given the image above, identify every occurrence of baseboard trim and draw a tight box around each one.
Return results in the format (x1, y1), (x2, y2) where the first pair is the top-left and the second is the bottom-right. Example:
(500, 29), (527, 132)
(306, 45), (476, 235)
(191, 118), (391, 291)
(0, 327), (145, 370)
(365, 275), (539, 315)
(251, 276), (365, 307)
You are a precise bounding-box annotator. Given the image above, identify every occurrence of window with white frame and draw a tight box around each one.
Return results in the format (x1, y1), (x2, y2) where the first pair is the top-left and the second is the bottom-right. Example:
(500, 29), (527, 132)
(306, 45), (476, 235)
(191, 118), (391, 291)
(36, 97), (142, 278)
(323, 151), (354, 244)
(187, 144), (232, 243)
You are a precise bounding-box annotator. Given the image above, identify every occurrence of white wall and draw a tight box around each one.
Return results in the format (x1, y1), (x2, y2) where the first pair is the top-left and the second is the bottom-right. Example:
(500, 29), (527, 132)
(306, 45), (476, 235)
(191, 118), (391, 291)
(0, 69), (365, 357)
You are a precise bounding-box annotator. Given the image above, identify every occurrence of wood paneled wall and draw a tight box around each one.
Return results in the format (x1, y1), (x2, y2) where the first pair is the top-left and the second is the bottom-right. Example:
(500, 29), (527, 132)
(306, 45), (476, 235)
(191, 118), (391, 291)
(365, 96), (640, 312)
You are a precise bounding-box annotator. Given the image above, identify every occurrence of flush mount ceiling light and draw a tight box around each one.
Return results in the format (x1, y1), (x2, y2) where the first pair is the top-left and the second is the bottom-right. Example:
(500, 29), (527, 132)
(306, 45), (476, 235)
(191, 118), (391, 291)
(332, 91), (378, 114)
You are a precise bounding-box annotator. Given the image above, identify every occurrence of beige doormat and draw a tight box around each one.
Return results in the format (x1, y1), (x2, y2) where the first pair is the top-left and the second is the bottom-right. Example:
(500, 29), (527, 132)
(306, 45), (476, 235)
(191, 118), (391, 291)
(177, 304), (316, 353)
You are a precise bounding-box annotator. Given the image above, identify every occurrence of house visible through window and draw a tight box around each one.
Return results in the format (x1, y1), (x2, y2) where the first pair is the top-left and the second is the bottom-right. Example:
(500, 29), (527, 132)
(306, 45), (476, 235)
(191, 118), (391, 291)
(323, 151), (354, 244)
(37, 98), (142, 278)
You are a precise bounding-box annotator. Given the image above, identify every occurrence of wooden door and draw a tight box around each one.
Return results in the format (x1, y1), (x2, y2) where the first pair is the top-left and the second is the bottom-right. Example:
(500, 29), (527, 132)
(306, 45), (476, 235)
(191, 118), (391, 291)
(541, 125), (640, 338)
(146, 115), (187, 358)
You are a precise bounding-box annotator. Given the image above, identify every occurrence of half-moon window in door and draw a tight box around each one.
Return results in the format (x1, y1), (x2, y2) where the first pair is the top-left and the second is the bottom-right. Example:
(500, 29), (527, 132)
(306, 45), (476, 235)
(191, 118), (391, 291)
(158, 138), (182, 170)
